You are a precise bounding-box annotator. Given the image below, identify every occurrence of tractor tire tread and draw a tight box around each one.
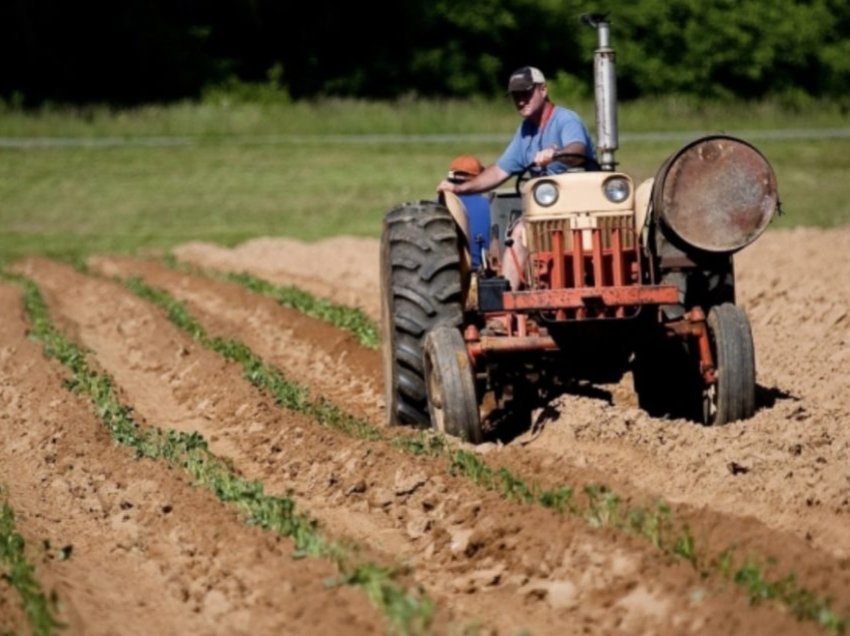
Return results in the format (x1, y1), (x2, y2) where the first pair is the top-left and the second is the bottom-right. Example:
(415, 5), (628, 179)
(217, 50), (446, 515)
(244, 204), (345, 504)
(381, 201), (465, 427)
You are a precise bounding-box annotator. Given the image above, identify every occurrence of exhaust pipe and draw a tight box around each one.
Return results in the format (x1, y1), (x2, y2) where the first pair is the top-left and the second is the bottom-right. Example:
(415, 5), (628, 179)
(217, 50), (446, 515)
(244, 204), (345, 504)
(582, 14), (618, 171)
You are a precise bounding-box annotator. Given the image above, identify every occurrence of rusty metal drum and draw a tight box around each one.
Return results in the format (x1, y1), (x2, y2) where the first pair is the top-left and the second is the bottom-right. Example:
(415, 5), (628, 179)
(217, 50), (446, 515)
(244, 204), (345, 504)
(652, 135), (778, 253)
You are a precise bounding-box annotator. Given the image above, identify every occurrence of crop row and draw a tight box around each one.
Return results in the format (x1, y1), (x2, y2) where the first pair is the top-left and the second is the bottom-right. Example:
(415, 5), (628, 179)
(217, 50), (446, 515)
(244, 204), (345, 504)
(3, 261), (848, 635)
(3, 273), (434, 636)
(130, 260), (850, 634)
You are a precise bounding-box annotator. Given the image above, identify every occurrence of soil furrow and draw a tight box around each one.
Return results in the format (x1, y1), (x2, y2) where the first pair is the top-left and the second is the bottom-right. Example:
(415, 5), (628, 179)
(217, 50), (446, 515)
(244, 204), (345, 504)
(93, 255), (384, 425)
(87, 253), (850, 628)
(173, 237), (381, 322)
(0, 281), (384, 636)
(52, 257), (836, 634)
(3, 214), (847, 636)
(173, 230), (850, 563)
(84, 258), (850, 606)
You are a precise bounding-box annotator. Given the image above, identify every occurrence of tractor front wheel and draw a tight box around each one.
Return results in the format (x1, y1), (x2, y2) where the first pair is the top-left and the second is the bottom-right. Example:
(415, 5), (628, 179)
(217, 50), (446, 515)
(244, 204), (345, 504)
(702, 303), (756, 425)
(423, 326), (482, 444)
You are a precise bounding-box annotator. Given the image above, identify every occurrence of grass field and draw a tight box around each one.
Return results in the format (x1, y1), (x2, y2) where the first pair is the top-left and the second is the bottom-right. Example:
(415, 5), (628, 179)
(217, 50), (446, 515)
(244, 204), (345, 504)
(1, 96), (848, 264)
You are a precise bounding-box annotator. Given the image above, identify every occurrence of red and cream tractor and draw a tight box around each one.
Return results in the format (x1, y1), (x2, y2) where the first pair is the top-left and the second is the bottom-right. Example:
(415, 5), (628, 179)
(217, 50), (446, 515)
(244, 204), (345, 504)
(380, 14), (779, 443)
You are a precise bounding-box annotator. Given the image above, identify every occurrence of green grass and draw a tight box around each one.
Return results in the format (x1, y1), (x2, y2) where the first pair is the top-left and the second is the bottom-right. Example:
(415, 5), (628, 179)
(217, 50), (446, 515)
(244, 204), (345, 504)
(2, 94), (848, 137)
(1, 97), (848, 266)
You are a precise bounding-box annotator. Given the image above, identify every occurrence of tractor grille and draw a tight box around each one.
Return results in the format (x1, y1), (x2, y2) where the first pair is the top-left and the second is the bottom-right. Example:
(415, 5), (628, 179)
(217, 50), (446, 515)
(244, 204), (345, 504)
(526, 213), (636, 254)
(508, 211), (667, 320)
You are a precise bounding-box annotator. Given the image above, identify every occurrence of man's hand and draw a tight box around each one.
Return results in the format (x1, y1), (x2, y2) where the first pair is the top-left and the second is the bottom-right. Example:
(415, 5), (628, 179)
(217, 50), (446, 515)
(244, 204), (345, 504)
(533, 147), (558, 167)
(436, 179), (458, 194)
(535, 142), (588, 168)
(437, 164), (509, 195)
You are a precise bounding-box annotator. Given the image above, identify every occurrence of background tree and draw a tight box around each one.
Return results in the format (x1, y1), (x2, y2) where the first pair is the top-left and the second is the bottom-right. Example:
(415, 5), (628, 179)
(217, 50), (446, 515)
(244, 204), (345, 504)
(1, 0), (847, 106)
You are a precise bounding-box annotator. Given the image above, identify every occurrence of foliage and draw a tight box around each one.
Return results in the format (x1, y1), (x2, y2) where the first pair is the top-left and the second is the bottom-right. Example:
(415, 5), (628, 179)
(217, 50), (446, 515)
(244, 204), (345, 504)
(606, 0), (850, 100)
(0, 491), (63, 636)
(2, 0), (849, 105)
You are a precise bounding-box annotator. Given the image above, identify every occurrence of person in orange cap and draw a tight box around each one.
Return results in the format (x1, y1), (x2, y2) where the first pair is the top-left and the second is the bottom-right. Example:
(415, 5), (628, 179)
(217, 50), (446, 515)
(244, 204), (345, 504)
(446, 154), (491, 270)
(447, 154), (485, 183)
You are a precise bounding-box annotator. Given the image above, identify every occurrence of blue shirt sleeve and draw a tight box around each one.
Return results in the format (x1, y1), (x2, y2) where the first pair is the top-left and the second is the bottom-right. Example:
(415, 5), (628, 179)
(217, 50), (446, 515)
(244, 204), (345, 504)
(496, 125), (528, 175)
(552, 109), (595, 155)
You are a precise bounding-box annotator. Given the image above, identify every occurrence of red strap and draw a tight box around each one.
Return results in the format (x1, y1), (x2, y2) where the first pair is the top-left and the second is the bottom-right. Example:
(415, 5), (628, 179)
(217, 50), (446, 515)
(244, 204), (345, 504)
(538, 101), (555, 133)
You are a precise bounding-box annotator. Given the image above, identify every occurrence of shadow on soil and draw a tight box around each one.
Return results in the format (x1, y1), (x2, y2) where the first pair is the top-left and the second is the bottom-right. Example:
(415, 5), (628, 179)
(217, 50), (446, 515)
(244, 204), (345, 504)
(756, 384), (798, 411)
(483, 380), (798, 445)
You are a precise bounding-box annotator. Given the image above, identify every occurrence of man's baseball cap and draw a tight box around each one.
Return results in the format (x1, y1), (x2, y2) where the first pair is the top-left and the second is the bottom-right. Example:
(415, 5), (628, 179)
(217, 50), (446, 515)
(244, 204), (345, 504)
(448, 154), (484, 180)
(507, 66), (546, 93)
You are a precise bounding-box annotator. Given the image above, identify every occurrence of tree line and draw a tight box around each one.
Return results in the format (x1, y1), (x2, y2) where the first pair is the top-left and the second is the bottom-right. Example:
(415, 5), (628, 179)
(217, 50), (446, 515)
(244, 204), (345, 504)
(2, 0), (848, 107)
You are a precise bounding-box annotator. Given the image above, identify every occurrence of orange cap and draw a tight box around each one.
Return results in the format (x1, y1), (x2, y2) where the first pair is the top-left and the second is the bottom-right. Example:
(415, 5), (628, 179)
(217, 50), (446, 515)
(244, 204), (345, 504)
(448, 154), (484, 180)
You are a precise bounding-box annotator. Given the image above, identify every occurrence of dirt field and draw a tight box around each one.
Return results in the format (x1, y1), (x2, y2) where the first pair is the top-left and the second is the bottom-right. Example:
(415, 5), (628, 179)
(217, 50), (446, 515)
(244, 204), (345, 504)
(2, 225), (849, 635)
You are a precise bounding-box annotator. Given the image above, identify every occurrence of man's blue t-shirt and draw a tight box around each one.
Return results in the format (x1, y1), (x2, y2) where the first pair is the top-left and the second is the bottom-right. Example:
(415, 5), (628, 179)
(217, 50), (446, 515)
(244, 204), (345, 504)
(459, 193), (491, 270)
(496, 106), (596, 177)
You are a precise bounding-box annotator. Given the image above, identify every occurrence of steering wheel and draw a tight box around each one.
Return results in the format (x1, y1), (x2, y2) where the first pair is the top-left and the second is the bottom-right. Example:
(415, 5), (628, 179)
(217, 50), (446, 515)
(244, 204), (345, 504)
(514, 152), (602, 195)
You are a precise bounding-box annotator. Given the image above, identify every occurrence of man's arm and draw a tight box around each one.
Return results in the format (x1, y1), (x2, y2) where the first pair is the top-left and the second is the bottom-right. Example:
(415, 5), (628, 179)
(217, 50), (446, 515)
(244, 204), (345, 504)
(533, 141), (587, 168)
(437, 164), (511, 195)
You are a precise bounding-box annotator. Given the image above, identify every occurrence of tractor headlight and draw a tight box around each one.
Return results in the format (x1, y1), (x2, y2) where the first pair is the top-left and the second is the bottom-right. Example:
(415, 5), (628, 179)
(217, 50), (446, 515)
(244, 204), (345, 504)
(603, 176), (631, 203)
(533, 181), (559, 207)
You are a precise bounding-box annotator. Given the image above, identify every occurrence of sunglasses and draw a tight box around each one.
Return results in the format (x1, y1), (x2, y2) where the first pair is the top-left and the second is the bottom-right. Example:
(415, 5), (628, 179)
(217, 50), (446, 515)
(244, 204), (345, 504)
(509, 88), (536, 102)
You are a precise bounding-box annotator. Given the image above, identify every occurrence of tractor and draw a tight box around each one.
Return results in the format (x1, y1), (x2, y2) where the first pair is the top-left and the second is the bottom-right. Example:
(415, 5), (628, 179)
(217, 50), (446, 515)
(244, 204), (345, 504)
(380, 14), (779, 443)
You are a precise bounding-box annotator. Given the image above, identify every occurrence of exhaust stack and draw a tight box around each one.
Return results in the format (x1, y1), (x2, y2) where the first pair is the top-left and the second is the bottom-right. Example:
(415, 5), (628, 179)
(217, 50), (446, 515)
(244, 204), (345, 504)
(582, 14), (618, 171)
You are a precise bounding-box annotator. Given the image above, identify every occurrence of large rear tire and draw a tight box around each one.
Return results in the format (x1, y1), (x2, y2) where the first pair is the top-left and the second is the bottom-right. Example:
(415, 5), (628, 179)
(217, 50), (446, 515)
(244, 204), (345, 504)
(381, 201), (465, 427)
(703, 303), (756, 425)
(633, 333), (698, 420)
(423, 326), (482, 443)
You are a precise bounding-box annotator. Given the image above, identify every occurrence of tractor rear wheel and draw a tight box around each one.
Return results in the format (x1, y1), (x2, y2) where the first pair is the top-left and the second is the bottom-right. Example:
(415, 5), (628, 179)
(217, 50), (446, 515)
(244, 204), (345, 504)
(380, 201), (465, 428)
(423, 326), (482, 443)
(633, 333), (697, 420)
(703, 303), (756, 425)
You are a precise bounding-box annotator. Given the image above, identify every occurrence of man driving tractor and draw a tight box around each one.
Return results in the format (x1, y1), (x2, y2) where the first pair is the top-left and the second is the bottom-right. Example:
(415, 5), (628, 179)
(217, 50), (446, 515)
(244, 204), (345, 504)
(437, 66), (596, 290)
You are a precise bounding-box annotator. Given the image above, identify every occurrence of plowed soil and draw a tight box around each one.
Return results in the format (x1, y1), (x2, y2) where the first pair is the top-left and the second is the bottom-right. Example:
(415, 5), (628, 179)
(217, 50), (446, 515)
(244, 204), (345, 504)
(2, 226), (849, 635)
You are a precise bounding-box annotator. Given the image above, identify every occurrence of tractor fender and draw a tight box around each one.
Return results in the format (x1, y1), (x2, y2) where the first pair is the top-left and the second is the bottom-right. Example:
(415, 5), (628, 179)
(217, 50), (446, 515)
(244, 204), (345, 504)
(441, 191), (473, 275)
(635, 177), (654, 249)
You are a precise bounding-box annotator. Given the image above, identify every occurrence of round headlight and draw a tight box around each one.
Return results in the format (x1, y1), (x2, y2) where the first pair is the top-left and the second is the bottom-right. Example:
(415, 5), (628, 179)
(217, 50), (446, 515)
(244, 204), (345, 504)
(603, 177), (631, 203)
(533, 181), (559, 207)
